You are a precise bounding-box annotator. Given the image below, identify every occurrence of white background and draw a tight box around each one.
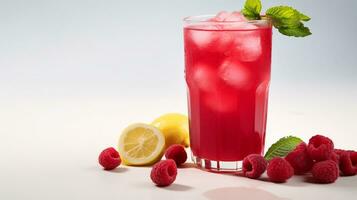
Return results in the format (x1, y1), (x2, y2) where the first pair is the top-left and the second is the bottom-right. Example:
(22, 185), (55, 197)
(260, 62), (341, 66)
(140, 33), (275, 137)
(1, 0), (356, 199)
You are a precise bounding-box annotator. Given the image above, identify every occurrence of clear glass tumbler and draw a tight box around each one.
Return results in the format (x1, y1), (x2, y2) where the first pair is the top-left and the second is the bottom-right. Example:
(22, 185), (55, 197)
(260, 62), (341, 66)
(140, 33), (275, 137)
(183, 15), (272, 172)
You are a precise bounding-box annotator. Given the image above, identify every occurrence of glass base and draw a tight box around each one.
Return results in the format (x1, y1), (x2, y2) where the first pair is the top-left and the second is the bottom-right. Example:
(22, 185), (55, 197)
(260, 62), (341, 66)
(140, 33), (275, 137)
(191, 153), (242, 172)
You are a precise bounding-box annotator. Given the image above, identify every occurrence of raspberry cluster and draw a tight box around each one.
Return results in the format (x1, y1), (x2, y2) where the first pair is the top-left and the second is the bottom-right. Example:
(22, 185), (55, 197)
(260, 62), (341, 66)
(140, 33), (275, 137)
(98, 144), (188, 187)
(242, 134), (357, 184)
(98, 135), (355, 186)
(304, 135), (357, 182)
(150, 144), (189, 186)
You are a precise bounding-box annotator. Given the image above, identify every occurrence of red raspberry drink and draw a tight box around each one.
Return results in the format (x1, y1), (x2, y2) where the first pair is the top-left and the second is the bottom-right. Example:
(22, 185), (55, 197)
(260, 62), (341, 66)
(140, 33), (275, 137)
(184, 12), (272, 171)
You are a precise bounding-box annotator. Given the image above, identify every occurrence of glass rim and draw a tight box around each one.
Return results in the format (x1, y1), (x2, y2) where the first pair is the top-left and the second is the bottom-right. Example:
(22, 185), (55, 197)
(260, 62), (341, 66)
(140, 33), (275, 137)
(183, 14), (270, 25)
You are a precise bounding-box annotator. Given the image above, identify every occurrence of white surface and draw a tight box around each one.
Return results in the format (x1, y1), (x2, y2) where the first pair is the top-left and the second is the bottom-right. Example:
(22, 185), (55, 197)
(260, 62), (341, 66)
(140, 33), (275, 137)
(1, 0), (357, 199)
(1, 83), (356, 200)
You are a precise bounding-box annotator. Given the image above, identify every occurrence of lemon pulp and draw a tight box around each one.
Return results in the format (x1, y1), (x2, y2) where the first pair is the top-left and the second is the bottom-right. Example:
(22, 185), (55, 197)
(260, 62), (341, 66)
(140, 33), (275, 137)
(118, 123), (165, 165)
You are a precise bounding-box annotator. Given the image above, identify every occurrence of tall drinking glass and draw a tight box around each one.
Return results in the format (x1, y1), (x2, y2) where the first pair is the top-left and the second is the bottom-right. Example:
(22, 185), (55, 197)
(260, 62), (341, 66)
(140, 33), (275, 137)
(183, 15), (272, 172)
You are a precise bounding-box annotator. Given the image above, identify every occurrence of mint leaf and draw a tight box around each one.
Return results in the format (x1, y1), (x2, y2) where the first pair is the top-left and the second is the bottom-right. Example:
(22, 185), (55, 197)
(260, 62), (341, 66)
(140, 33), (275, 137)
(278, 23), (311, 37)
(299, 13), (311, 22)
(242, 0), (262, 20)
(266, 6), (311, 37)
(266, 6), (301, 28)
(264, 136), (303, 160)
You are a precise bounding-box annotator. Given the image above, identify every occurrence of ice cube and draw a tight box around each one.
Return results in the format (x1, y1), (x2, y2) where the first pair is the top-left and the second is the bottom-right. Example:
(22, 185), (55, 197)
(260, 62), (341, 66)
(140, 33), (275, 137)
(190, 63), (219, 92)
(189, 29), (234, 52)
(233, 31), (262, 62)
(189, 28), (218, 49)
(211, 11), (247, 22)
(216, 12), (258, 31)
(204, 89), (238, 113)
(219, 59), (251, 89)
(224, 11), (247, 22)
(211, 11), (230, 22)
(188, 11), (252, 51)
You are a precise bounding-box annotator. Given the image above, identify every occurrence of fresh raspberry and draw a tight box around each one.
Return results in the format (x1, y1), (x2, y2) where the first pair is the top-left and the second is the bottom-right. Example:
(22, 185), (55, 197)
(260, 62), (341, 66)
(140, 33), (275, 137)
(285, 142), (313, 174)
(339, 151), (357, 176)
(150, 159), (177, 187)
(329, 152), (340, 166)
(334, 149), (345, 156)
(307, 135), (334, 161)
(267, 157), (294, 183)
(98, 147), (121, 170)
(333, 149), (352, 166)
(242, 154), (267, 179)
(311, 160), (339, 183)
(165, 144), (187, 166)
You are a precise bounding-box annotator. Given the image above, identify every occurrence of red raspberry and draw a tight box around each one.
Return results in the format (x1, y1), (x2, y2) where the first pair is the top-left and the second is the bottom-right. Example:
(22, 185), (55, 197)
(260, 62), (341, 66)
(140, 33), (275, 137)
(165, 144), (187, 166)
(98, 147), (121, 170)
(150, 159), (177, 187)
(267, 157), (294, 183)
(329, 152), (340, 166)
(334, 149), (345, 156)
(242, 154), (267, 179)
(285, 142), (313, 174)
(307, 135), (334, 161)
(333, 149), (352, 166)
(312, 160), (339, 183)
(339, 151), (357, 176)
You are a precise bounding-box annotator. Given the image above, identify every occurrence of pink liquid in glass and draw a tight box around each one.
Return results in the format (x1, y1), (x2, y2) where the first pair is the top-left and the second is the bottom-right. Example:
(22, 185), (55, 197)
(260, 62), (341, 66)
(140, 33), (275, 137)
(184, 16), (272, 169)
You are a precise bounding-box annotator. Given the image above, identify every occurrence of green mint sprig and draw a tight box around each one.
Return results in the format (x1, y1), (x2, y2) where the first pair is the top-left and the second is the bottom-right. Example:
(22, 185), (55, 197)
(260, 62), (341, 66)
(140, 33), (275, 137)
(241, 0), (262, 20)
(264, 136), (303, 160)
(241, 0), (312, 37)
(266, 6), (311, 37)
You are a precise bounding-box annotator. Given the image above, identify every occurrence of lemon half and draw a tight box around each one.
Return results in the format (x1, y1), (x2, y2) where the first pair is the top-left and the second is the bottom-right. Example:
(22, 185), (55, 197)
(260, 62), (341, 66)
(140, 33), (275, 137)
(118, 123), (165, 166)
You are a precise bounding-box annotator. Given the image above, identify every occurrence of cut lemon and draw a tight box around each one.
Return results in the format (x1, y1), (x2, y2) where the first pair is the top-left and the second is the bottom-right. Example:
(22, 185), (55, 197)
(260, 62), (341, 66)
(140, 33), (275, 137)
(118, 123), (165, 166)
(151, 113), (190, 148)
